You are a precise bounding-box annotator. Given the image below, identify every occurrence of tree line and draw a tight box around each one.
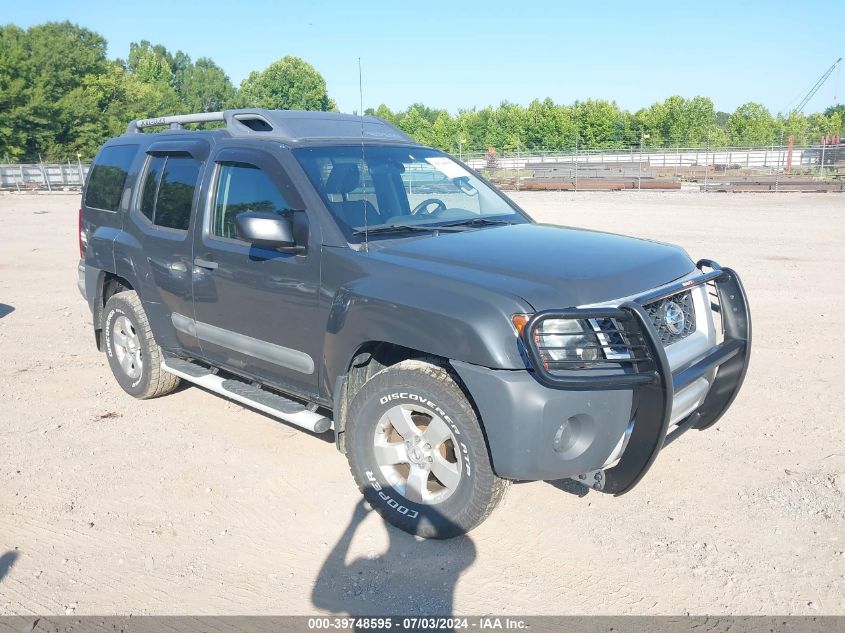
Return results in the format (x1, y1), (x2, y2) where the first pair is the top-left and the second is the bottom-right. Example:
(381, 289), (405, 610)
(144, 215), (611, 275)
(1, 21), (843, 162)
(375, 99), (844, 155)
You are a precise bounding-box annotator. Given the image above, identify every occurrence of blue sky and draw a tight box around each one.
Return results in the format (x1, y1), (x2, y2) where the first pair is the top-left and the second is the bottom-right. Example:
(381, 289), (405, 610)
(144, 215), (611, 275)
(5, 0), (844, 115)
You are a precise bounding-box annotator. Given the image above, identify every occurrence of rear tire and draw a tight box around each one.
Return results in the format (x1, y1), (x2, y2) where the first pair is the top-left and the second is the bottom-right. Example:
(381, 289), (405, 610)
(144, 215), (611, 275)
(345, 359), (508, 539)
(102, 291), (180, 399)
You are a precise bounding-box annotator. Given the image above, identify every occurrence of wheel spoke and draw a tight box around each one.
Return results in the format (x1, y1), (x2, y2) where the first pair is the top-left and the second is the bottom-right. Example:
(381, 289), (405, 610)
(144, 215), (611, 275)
(119, 352), (132, 373)
(422, 416), (453, 448)
(431, 453), (461, 491)
(385, 405), (420, 441)
(404, 465), (429, 503)
(113, 329), (128, 348)
(374, 441), (407, 466)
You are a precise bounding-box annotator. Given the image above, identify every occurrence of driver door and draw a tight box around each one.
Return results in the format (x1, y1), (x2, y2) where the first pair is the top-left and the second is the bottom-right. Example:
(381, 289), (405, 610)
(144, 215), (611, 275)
(189, 146), (322, 397)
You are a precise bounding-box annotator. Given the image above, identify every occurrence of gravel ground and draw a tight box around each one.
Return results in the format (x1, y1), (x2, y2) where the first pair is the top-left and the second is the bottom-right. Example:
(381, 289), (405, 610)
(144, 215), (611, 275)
(0, 190), (843, 615)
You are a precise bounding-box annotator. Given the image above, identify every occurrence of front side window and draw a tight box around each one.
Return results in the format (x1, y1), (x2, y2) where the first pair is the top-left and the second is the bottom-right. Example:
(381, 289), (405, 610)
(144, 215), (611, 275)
(210, 162), (291, 240)
(85, 144), (139, 211)
(138, 154), (200, 231)
(293, 145), (528, 238)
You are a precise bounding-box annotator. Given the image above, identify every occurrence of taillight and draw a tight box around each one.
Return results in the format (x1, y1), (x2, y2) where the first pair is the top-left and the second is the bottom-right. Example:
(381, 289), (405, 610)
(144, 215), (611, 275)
(78, 208), (87, 258)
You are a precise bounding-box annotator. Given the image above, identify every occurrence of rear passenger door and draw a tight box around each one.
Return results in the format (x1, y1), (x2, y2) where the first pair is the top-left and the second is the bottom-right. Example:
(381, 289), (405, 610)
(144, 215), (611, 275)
(126, 144), (207, 356)
(190, 146), (322, 398)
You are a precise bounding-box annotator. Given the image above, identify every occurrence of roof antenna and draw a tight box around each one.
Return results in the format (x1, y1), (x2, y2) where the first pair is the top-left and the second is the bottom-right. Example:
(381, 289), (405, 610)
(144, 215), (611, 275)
(359, 56), (368, 253)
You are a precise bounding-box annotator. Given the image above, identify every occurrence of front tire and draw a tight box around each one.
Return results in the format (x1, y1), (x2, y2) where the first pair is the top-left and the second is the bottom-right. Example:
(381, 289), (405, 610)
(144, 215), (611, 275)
(102, 291), (180, 399)
(345, 359), (508, 538)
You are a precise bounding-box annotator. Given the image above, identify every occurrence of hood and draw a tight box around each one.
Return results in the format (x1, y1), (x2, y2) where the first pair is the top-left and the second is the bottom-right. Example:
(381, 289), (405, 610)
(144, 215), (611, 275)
(368, 223), (695, 310)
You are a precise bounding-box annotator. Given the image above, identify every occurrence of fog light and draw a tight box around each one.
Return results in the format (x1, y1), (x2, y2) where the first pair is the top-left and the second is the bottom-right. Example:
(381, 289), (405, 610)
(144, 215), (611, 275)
(553, 414), (594, 458)
(553, 420), (575, 453)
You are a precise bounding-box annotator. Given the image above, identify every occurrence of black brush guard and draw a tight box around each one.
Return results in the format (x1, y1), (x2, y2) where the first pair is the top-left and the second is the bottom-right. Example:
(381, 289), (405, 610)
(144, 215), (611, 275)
(519, 260), (751, 495)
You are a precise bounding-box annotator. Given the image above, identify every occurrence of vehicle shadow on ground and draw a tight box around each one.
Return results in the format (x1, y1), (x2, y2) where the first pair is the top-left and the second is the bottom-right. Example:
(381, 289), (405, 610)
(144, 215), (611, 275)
(0, 303), (14, 319)
(312, 500), (475, 618)
(0, 551), (19, 584)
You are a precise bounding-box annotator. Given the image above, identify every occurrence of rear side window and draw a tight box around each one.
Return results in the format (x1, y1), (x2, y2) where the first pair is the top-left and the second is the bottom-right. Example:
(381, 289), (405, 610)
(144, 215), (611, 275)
(139, 155), (201, 231)
(85, 145), (139, 211)
(211, 162), (290, 239)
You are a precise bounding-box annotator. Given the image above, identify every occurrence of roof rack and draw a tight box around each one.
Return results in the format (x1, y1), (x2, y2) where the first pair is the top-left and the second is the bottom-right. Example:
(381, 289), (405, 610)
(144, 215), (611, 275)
(127, 111), (225, 133)
(125, 109), (415, 144)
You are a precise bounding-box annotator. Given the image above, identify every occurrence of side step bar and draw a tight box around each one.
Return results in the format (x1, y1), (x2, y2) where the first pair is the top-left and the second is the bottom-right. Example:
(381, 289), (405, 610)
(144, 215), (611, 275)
(161, 359), (332, 434)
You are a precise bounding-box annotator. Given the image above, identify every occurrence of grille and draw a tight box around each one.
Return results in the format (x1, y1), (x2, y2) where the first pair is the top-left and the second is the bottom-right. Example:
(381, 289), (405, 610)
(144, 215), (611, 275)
(643, 290), (696, 346)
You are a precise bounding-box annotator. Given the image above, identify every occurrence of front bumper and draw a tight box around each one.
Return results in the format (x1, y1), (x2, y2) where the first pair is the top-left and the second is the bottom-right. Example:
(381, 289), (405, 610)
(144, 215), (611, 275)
(451, 260), (751, 492)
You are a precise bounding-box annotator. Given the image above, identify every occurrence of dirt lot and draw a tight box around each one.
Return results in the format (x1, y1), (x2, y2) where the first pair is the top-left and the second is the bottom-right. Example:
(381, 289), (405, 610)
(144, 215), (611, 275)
(1, 191), (843, 616)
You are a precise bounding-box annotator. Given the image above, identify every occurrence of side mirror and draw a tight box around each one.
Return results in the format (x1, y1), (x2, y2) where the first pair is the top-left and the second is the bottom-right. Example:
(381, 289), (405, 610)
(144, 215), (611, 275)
(235, 212), (304, 253)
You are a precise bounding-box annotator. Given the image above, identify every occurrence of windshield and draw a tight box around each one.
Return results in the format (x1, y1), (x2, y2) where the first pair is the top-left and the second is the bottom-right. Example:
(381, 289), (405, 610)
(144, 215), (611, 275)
(293, 145), (529, 239)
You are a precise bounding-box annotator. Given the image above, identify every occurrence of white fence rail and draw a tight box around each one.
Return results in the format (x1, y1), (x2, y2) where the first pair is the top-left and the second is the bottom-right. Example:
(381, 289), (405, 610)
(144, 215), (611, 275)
(463, 146), (828, 171)
(0, 162), (90, 191)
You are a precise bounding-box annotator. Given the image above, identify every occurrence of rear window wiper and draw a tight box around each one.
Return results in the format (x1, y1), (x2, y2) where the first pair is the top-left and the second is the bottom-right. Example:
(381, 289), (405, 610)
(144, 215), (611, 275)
(352, 224), (440, 236)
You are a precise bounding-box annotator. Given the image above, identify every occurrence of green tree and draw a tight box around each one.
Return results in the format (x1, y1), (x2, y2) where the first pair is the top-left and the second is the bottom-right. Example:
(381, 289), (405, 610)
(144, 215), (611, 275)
(430, 110), (457, 151)
(0, 21), (110, 160)
(178, 57), (235, 112)
(127, 41), (174, 78)
(575, 99), (625, 148)
(484, 102), (527, 150)
(0, 25), (30, 160)
(404, 102), (444, 124)
(633, 96), (721, 147)
(396, 106), (434, 145)
(366, 104), (400, 126)
(57, 61), (182, 159)
(524, 98), (576, 149)
(823, 104), (845, 118)
(727, 103), (777, 146)
(237, 56), (334, 111)
(455, 109), (487, 152)
(26, 22), (108, 102)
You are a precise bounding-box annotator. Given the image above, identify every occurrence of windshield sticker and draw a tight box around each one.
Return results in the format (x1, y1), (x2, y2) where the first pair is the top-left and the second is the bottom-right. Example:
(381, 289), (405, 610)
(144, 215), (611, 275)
(425, 156), (470, 179)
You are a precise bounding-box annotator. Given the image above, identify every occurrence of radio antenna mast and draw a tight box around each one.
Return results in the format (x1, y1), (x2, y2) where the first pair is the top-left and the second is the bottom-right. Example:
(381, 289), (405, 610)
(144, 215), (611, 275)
(358, 57), (368, 253)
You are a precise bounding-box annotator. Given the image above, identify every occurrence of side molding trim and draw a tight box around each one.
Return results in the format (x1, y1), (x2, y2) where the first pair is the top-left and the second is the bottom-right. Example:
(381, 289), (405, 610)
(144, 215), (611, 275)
(171, 313), (315, 375)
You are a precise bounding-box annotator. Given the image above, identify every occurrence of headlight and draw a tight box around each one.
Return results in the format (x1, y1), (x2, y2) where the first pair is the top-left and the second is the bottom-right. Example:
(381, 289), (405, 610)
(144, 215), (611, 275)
(533, 318), (602, 366)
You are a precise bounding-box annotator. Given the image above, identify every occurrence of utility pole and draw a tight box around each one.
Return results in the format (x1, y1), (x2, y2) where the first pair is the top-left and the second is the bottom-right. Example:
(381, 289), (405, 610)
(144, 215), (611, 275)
(638, 132), (649, 191)
(820, 137), (827, 180)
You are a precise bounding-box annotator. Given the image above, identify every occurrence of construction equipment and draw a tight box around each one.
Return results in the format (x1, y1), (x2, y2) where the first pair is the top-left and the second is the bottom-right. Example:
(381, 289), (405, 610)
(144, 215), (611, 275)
(793, 57), (842, 114)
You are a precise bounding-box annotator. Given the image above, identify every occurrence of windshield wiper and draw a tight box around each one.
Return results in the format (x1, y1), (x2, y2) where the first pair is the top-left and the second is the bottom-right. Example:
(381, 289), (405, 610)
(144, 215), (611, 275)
(352, 224), (440, 236)
(439, 217), (515, 229)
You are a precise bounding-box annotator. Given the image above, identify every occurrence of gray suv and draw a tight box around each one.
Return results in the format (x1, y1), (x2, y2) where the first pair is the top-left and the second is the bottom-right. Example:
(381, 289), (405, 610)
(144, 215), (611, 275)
(78, 109), (751, 538)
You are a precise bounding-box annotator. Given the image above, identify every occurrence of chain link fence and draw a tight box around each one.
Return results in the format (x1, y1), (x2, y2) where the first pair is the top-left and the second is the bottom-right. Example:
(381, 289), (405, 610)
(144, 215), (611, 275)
(461, 142), (845, 192)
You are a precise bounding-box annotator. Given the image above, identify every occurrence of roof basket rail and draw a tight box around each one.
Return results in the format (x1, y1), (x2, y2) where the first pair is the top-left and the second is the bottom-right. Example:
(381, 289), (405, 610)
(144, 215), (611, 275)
(126, 111), (225, 134)
(124, 108), (414, 143)
(126, 110), (276, 135)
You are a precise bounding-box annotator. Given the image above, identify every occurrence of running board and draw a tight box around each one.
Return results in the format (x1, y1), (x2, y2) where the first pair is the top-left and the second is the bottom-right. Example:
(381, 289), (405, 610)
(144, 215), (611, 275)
(161, 359), (331, 434)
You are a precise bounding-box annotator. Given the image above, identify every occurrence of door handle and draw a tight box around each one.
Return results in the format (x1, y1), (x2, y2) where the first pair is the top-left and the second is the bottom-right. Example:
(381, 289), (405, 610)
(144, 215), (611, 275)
(194, 258), (218, 270)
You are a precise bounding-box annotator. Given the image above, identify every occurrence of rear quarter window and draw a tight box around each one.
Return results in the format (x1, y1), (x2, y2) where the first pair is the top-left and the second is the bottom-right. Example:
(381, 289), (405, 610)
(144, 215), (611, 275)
(85, 145), (139, 211)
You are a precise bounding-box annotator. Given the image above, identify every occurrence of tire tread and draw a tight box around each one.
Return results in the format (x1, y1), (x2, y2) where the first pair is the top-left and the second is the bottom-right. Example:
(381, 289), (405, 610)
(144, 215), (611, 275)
(346, 359), (509, 538)
(104, 291), (180, 399)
